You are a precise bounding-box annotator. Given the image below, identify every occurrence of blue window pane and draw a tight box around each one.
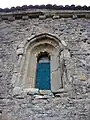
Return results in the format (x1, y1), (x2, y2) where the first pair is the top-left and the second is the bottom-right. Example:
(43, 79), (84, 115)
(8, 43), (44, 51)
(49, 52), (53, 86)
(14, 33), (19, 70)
(35, 62), (50, 90)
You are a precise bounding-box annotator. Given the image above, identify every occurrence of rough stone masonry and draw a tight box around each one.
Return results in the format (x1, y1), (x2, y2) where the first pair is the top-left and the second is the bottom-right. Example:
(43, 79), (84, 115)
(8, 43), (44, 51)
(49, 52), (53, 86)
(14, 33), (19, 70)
(0, 9), (90, 120)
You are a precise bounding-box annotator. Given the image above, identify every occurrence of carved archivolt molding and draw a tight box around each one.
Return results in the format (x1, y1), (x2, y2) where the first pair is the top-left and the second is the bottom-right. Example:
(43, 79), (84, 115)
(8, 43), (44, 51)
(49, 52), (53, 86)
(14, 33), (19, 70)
(12, 33), (70, 92)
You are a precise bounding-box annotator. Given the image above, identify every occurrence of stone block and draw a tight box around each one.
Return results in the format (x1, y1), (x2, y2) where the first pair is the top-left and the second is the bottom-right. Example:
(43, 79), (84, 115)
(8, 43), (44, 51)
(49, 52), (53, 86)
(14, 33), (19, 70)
(16, 48), (23, 56)
(18, 41), (26, 48)
(86, 14), (90, 18)
(53, 15), (59, 19)
(27, 35), (35, 41)
(61, 40), (67, 47)
(63, 49), (70, 59)
(12, 87), (23, 96)
(87, 40), (90, 44)
(51, 70), (62, 92)
(72, 15), (78, 19)
(2, 15), (8, 20)
(34, 94), (51, 99)
(34, 95), (44, 99)
(39, 15), (46, 20)
(8, 16), (15, 21)
(22, 15), (29, 20)
(0, 17), (2, 22)
(79, 74), (87, 81)
(39, 90), (52, 95)
(51, 55), (59, 72)
(56, 88), (66, 93)
(24, 88), (39, 95)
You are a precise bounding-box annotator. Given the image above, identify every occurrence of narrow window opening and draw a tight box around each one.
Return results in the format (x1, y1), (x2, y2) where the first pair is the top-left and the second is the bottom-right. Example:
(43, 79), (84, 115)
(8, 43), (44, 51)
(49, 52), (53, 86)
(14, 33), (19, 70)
(35, 52), (51, 90)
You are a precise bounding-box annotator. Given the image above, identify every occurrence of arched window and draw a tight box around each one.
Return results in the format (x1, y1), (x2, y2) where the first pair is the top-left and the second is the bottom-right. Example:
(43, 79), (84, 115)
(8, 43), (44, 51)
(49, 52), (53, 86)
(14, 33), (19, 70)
(13, 33), (68, 93)
(35, 52), (51, 90)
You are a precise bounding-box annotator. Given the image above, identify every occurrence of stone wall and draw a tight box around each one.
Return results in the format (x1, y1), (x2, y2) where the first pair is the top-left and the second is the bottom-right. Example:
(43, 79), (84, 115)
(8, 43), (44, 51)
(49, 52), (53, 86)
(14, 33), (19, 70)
(0, 10), (90, 120)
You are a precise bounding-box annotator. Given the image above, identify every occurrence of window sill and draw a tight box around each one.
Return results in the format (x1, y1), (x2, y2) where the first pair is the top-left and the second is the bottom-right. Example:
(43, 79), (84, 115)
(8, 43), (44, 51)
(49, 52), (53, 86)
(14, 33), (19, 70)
(12, 87), (67, 97)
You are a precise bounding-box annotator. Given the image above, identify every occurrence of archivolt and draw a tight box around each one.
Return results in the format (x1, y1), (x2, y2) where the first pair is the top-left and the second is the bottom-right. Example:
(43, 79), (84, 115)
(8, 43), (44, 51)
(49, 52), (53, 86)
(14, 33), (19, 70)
(24, 33), (66, 54)
(13, 33), (68, 92)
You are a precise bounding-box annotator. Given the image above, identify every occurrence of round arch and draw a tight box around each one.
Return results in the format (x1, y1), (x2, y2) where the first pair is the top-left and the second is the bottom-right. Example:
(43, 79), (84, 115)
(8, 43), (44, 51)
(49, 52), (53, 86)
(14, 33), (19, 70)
(14, 33), (67, 92)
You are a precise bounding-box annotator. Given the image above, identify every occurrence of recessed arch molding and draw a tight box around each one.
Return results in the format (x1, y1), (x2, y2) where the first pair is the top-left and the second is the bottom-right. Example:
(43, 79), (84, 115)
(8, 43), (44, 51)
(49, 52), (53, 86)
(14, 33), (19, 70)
(12, 33), (70, 93)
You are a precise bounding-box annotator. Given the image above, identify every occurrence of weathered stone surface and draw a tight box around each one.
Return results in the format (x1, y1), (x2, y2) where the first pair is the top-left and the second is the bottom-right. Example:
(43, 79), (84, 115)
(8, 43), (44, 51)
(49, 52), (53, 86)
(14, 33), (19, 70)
(16, 48), (23, 55)
(0, 17), (2, 22)
(72, 15), (78, 19)
(39, 15), (46, 20)
(61, 40), (67, 46)
(24, 88), (39, 95)
(12, 87), (23, 96)
(39, 90), (53, 95)
(22, 16), (29, 20)
(8, 16), (15, 21)
(53, 15), (59, 19)
(0, 10), (90, 120)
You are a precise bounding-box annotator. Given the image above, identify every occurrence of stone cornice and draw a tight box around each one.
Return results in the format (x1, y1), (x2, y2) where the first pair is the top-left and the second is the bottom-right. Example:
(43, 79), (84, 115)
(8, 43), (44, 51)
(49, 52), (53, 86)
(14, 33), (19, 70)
(0, 10), (90, 21)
